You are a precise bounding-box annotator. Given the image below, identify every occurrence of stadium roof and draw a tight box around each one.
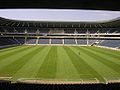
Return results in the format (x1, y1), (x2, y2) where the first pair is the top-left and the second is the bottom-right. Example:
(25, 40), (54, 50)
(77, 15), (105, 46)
(0, 17), (120, 28)
(0, 0), (120, 11)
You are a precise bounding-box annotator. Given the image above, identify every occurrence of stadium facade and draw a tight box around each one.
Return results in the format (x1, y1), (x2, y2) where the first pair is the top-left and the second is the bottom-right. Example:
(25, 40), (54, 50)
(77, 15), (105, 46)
(0, 17), (120, 48)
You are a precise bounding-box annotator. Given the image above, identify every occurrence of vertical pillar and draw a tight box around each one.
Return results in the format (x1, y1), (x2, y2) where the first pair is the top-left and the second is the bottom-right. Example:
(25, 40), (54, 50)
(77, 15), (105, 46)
(86, 29), (89, 45)
(75, 38), (77, 44)
(36, 37), (39, 45)
(63, 38), (64, 45)
(49, 38), (51, 44)
(25, 36), (27, 45)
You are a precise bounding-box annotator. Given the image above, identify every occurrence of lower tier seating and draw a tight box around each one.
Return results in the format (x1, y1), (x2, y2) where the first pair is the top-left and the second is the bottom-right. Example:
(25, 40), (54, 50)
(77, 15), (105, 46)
(64, 39), (76, 44)
(0, 37), (19, 46)
(98, 40), (120, 48)
(51, 39), (63, 44)
(77, 39), (87, 44)
(38, 38), (49, 44)
(0, 37), (120, 48)
(26, 38), (36, 44)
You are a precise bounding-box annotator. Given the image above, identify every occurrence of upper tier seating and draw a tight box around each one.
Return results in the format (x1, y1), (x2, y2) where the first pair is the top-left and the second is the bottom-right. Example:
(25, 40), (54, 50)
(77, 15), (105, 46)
(3, 27), (14, 33)
(88, 29), (98, 34)
(14, 27), (25, 33)
(39, 29), (50, 34)
(26, 28), (37, 33)
(50, 29), (64, 34)
(64, 29), (75, 34)
(0, 27), (5, 32)
(76, 29), (87, 34)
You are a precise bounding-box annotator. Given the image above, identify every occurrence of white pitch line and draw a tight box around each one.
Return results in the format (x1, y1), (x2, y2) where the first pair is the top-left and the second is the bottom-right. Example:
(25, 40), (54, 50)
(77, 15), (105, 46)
(103, 77), (108, 84)
(0, 77), (12, 80)
(95, 78), (99, 83)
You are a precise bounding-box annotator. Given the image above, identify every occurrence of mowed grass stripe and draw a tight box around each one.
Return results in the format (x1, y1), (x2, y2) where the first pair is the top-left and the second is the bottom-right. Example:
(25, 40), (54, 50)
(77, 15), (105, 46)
(84, 47), (120, 75)
(64, 46), (105, 82)
(0, 46), (31, 60)
(97, 47), (120, 56)
(87, 47), (120, 60)
(87, 47), (120, 65)
(71, 46), (109, 82)
(56, 46), (80, 80)
(12, 46), (49, 81)
(63, 46), (92, 75)
(0, 46), (37, 71)
(36, 46), (57, 79)
(0, 45), (119, 82)
(33, 46), (51, 78)
(0, 46), (30, 57)
(71, 46), (108, 82)
(14, 46), (51, 79)
(0, 46), (27, 55)
(76, 46), (120, 80)
(1, 47), (43, 74)
(0, 45), (22, 53)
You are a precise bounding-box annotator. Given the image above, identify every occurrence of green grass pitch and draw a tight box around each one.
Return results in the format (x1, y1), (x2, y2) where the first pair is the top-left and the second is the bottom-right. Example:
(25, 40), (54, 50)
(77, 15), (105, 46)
(0, 45), (120, 83)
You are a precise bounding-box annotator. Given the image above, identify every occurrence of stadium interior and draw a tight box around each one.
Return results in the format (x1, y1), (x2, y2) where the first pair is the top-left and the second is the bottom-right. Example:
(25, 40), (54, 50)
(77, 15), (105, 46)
(0, 16), (120, 90)
(0, 0), (120, 88)
(0, 17), (120, 49)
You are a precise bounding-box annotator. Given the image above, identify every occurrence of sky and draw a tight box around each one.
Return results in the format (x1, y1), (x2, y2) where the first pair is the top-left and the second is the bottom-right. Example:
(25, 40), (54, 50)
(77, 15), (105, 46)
(0, 9), (120, 22)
